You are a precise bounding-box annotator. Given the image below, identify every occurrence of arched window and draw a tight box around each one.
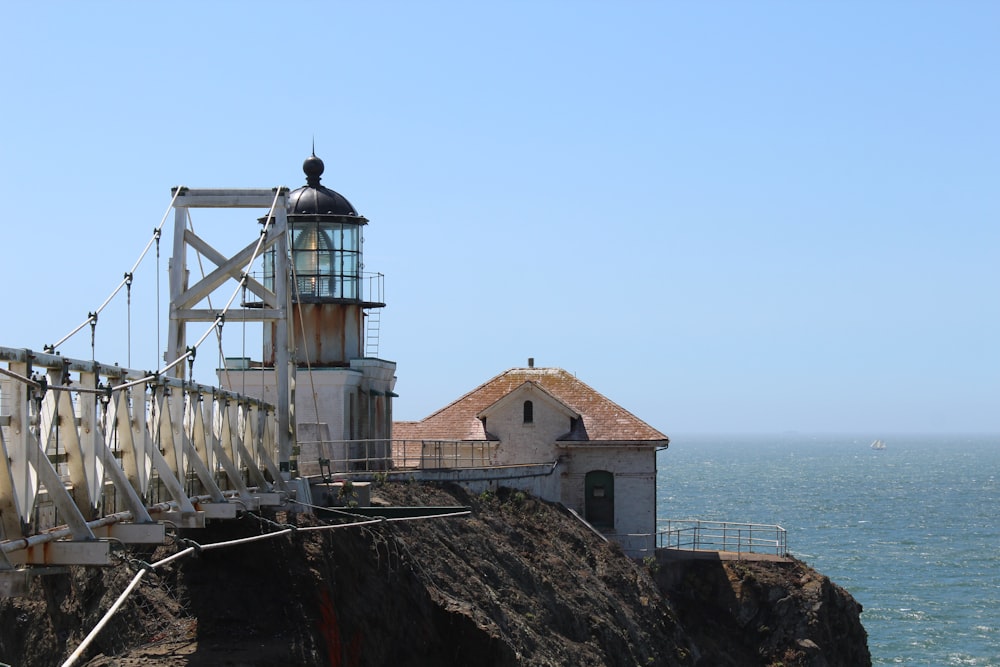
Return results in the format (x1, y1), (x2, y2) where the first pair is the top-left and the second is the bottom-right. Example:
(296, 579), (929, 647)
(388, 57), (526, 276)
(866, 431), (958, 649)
(523, 400), (533, 424)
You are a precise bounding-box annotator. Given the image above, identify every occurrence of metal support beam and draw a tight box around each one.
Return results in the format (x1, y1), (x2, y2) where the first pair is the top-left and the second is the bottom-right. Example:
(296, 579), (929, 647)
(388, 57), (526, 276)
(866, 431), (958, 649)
(236, 401), (270, 490)
(0, 421), (24, 542)
(30, 432), (97, 541)
(172, 189), (283, 208)
(172, 308), (283, 322)
(177, 230), (281, 310)
(0, 569), (30, 596)
(252, 493), (282, 507)
(196, 503), (238, 520)
(148, 509), (206, 529)
(8, 541), (112, 567)
(167, 205), (188, 380)
(90, 523), (166, 544)
(272, 205), (292, 472)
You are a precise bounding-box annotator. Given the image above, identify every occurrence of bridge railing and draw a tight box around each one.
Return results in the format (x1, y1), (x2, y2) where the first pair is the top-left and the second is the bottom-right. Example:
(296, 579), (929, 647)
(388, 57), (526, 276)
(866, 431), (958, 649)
(657, 519), (787, 557)
(295, 439), (499, 477)
(296, 439), (393, 476)
(393, 439), (498, 469)
(0, 346), (284, 569)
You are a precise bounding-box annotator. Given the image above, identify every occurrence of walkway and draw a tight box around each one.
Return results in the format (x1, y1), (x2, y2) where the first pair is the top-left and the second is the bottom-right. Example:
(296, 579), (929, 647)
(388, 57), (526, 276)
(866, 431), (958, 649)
(657, 548), (792, 563)
(0, 345), (288, 573)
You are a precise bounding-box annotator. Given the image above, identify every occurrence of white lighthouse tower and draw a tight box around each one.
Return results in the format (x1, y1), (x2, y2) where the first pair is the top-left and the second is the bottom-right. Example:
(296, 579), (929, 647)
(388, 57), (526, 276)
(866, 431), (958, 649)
(222, 154), (397, 473)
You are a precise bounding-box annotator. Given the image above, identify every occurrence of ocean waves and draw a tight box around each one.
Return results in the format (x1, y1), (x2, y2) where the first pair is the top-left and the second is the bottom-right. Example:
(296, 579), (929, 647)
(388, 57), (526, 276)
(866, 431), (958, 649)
(658, 434), (1000, 666)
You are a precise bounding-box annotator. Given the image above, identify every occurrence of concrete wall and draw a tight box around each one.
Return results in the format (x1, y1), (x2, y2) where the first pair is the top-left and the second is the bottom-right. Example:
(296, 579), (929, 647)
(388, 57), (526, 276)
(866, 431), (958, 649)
(409, 463), (561, 500)
(558, 446), (657, 556)
(219, 359), (397, 473)
(484, 385), (574, 466)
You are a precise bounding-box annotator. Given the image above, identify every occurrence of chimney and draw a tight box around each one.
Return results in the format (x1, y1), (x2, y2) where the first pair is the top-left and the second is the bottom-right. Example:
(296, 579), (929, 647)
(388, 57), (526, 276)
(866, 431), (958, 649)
(528, 357), (534, 368)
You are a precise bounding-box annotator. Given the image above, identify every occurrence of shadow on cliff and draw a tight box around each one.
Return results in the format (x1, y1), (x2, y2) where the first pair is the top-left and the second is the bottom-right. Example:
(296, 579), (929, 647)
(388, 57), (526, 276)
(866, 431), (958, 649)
(654, 554), (870, 667)
(175, 512), (518, 667)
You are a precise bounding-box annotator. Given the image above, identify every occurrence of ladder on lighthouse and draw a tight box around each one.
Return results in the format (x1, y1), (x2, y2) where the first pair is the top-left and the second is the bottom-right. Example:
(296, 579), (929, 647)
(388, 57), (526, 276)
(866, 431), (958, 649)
(365, 308), (381, 358)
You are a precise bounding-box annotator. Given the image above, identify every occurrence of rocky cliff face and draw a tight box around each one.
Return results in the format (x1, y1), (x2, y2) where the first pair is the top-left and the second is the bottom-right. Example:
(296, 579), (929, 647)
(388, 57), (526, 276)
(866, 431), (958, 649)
(0, 482), (869, 666)
(654, 555), (870, 666)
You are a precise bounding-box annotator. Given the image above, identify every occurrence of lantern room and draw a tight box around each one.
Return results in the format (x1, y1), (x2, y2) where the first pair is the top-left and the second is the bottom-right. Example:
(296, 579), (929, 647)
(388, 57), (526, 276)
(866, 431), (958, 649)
(263, 153), (385, 367)
(288, 153), (363, 301)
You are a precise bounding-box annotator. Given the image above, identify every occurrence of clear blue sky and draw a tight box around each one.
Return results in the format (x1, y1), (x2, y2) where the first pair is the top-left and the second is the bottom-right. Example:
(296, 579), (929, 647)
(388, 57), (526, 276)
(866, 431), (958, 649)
(2, 2), (997, 435)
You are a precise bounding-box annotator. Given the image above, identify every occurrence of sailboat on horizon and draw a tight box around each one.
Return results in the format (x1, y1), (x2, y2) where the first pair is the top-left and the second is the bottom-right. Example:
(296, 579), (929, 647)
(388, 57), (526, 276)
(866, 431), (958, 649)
(870, 439), (887, 450)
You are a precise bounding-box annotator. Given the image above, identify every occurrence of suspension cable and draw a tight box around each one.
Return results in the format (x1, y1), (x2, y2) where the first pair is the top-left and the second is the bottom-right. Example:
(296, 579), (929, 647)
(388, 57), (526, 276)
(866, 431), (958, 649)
(60, 506), (467, 667)
(239, 282), (247, 395)
(155, 227), (161, 370)
(48, 188), (183, 354)
(88, 312), (97, 361)
(124, 272), (133, 368)
(287, 228), (325, 462)
(148, 188), (283, 386)
(43, 185), (281, 396)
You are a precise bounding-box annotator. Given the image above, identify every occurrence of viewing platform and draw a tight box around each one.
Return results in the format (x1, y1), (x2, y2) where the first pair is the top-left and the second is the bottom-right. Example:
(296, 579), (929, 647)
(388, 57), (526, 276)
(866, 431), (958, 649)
(656, 519), (790, 561)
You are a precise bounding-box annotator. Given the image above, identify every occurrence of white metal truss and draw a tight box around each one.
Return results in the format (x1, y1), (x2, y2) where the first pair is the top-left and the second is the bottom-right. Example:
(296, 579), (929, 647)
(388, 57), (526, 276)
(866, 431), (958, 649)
(165, 188), (295, 469)
(0, 347), (285, 580)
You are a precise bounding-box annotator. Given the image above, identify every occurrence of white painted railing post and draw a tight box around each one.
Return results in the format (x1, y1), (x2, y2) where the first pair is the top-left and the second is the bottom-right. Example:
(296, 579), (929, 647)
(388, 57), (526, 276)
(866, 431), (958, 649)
(7, 360), (38, 529)
(0, 413), (24, 542)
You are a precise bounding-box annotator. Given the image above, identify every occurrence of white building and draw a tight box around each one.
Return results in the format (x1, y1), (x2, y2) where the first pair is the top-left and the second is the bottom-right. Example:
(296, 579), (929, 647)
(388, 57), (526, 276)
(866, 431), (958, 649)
(394, 361), (668, 556)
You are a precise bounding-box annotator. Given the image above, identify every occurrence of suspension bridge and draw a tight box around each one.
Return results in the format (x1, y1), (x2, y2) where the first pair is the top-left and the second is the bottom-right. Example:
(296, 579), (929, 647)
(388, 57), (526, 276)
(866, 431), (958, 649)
(0, 154), (485, 666)
(0, 183), (303, 592)
(0, 153), (425, 602)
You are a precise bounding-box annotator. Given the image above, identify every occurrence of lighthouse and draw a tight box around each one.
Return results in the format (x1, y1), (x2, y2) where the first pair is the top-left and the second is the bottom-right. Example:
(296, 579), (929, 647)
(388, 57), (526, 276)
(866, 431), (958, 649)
(268, 152), (378, 365)
(281, 153), (395, 471)
(222, 154), (397, 473)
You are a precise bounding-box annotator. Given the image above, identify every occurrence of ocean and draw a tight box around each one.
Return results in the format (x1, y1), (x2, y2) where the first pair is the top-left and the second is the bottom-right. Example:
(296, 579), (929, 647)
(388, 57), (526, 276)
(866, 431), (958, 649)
(656, 434), (1000, 666)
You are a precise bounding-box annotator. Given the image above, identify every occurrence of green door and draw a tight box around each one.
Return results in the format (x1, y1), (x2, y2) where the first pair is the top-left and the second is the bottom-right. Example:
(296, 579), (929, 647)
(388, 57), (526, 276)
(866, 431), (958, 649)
(585, 470), (615, 529)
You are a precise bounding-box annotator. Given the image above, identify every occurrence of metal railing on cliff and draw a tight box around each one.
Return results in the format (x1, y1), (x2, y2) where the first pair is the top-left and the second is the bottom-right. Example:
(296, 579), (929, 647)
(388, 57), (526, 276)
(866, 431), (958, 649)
(657, 519), (788, 557)
(292, 445), (790, 559)
(295, 438), (499, 477)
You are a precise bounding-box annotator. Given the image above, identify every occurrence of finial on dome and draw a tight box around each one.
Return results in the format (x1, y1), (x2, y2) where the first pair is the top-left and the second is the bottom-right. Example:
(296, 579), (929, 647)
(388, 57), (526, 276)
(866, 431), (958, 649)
(303, 151), (324, 187)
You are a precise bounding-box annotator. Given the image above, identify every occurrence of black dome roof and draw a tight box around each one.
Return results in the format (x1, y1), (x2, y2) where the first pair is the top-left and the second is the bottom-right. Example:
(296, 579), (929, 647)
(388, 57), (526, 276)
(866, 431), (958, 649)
(286, 154), (361, 217)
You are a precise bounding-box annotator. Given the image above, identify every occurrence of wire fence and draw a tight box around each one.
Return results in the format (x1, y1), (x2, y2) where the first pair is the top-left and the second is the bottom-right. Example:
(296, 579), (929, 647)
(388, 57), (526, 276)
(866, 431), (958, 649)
(90, 556), (196, 659)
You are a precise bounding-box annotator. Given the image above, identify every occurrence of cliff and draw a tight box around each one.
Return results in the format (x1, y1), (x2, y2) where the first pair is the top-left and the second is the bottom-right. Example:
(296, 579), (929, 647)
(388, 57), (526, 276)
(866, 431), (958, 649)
(653, 554), (870, 666)
(0, 482), (869, 666)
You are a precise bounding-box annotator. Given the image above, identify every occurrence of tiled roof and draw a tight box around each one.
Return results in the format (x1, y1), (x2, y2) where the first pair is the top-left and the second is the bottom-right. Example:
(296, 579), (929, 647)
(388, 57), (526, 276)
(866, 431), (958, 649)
(393, 367), (668, 444)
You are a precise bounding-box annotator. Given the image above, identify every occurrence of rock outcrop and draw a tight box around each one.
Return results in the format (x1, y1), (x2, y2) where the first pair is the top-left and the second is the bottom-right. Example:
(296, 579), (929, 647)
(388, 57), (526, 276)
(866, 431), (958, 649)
(654, 554), (870, 666)
(0, 482), (869, 666)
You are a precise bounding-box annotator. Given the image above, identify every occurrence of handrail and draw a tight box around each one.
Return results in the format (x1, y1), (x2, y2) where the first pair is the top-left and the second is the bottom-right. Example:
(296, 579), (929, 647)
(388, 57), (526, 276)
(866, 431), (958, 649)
(0, 345), (283, 554)
(361, 272), (385, 305)
(296, 438), (499, 477)
(657, 519), (787, 557)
